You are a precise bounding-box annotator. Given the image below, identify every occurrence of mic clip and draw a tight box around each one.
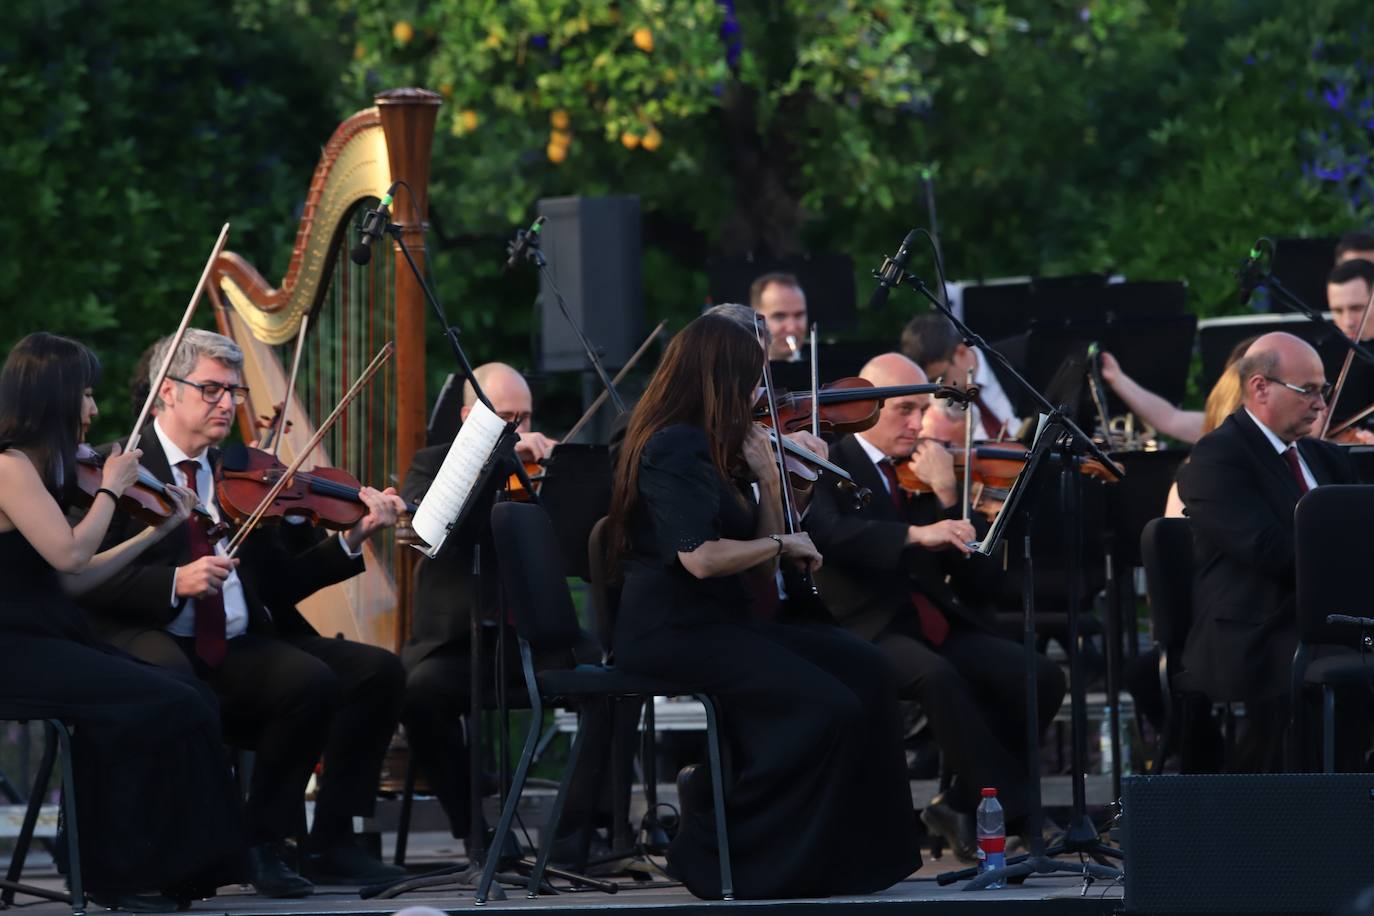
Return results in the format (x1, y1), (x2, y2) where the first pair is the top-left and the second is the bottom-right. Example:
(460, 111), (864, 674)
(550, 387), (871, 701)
(872, 255), (909, 290)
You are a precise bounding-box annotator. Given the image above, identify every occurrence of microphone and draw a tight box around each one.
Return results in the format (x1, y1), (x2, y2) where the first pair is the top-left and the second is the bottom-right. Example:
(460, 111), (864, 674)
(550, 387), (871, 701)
(504, 216), (547, 270)
(350, 185), (398, 265)
(869, 229), (920, 311)
(1237, 240), (1269, 305)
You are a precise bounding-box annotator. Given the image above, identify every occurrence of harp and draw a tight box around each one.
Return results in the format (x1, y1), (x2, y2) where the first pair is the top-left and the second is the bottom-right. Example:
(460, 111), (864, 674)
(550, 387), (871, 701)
(206, 88), (441, 651)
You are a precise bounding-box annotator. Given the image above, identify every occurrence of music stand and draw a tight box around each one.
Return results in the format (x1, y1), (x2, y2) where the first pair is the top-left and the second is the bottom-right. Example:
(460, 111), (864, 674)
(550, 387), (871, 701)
(537, 444), (613, 582)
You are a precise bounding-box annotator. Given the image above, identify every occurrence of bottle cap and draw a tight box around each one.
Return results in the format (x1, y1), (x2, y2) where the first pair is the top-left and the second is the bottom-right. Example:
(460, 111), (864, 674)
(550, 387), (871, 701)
(981, 787), (998, 797)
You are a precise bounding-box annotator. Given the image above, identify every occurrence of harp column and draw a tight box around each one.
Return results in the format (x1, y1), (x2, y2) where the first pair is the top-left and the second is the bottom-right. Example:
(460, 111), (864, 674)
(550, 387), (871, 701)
(378, 88), (442, 652)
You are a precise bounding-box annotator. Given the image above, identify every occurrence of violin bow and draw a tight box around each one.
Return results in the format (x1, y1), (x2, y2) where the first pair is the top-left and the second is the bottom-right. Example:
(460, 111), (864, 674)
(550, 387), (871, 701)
(809, 325), (820, 438)
(562, 319), (666, 444)
(962, 366), (975, 524)
(263, 312), (310, 458)
(224, 342), (395, 558)
(128, 223), (231, 452)
(1321, 280), (1374, 439)
(755, 320), (819, 600)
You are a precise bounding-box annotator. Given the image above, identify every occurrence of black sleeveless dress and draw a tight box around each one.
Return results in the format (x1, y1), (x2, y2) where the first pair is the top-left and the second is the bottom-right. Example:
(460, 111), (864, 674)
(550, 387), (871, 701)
(613, 424), (921, 899)
(0, 525), (243, 895)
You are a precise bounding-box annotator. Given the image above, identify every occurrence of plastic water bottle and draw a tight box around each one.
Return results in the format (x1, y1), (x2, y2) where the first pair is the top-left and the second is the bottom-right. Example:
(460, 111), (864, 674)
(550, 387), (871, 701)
(976, 787), (1006, 888)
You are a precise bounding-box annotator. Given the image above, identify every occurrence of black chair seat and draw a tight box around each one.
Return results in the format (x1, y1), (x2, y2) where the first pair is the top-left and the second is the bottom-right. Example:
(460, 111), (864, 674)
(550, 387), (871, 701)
(537, 664), (693, 699)
(1303, 652), (1374, 687)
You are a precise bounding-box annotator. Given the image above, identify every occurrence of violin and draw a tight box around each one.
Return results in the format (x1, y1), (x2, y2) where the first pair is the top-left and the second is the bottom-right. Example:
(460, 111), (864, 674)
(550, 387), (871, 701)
(894, 440), (1122, 495)
(505, 461), (545, 501)
(72, 446), (226, 538)
(216, 443), (418, 531)
(755, 378), (967, 437)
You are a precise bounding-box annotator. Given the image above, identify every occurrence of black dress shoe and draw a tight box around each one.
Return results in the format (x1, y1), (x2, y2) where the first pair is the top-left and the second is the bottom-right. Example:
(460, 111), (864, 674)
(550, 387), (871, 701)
(676, 763), (713, 818)
(301, 842), (407, 886)
(920, 798), (976, 864)
(89, 893), (180, 912)
(246, 842), (314, 898)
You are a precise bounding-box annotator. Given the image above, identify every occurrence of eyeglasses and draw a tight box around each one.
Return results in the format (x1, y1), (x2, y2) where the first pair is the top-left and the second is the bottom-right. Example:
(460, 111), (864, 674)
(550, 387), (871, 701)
(496, 410), (532, 427)
(169, 376), (250, 405)
(1262, 377), (1333, 402)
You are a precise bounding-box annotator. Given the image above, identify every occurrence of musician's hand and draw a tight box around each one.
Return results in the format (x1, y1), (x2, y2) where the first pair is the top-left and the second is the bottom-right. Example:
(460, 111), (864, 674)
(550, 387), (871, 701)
(1099, 351), (1121, 386)
(100, 442), (143, 498)
(911, 440), (957, 505)
(1350, 429), (1374, 445)
(155, 485), (199, 533)
(742, 426), (780, 487)
(175, 555), (238, 599)
(784, 430), (829, 461)
(516, 431), (558, 463)
(344, 486), (407, 550)
(907, 518), (977, 554)
(777, 532), (823, 573)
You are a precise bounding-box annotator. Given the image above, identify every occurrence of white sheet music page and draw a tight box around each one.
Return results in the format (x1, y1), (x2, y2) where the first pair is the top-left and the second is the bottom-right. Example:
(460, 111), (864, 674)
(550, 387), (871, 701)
(410, 399), (507, 557)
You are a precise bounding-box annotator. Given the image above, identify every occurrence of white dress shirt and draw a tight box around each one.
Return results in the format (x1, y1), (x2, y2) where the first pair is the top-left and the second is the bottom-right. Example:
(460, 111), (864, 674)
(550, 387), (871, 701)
(1244, 408), (1318, 490)
(153, 419), (251, 639)
(854, 432), (894, 493)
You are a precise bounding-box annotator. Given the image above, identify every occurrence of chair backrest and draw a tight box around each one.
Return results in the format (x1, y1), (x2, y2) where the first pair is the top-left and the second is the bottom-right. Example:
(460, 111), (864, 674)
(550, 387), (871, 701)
(586, 516), (621, 661)
(1140, 516), (1195, 655)
(1294, 485), (1374, 646)
(489, 501), (584, 654)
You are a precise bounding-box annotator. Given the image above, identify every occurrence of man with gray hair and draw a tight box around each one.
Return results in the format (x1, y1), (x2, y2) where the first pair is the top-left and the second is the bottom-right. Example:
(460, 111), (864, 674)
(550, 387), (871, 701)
(79, 327), (410, 896)
(1179, 331), (1357, 771)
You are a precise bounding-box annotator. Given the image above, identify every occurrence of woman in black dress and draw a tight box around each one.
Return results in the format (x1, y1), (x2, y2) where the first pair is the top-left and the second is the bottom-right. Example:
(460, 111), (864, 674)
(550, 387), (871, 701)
(606, 314), (921, 899)
(0, 333), (242, 909)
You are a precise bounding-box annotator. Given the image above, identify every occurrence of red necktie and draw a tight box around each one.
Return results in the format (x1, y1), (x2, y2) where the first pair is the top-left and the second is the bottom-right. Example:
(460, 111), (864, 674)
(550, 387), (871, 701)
(1283, 446), (1310, 495)
(973, 393), (1005, 439)
(177, 460), (227, 668)
(877, 458), (950, 646)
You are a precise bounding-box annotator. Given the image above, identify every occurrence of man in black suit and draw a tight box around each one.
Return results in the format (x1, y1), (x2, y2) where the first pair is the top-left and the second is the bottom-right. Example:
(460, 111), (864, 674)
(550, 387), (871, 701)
(1179, 331), (1358, 771)
(804, 352), (1065, 859)
(401, 363), (630, 868)
(79, 329), (408, 896)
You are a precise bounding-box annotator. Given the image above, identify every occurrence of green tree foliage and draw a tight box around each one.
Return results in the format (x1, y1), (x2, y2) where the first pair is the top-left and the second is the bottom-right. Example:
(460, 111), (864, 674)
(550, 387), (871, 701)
(0, 0), (344, 440)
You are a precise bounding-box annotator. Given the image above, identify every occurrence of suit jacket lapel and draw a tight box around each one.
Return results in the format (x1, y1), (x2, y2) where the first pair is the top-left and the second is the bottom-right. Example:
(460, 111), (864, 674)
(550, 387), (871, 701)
(836, 435), (903, 523)
(1231, 410), (1305, 500)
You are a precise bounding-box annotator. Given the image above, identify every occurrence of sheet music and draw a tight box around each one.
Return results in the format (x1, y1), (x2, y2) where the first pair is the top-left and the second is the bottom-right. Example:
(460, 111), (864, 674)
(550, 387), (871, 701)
(410, 399), (508, 557)
(973, 413), (1051, 556)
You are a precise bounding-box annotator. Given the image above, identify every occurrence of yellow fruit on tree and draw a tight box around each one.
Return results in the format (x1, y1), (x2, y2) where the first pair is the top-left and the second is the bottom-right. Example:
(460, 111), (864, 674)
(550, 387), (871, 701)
(551, 129), (571, 146)
(550, 109), (570, 130)
(633, 27), (654, 52)
(547, 142), (568, 164)
(641, 128), (662, 151)
(461, 109), (480, 131)
(620, 131), (641, 150)
(392, 21), (414, 45)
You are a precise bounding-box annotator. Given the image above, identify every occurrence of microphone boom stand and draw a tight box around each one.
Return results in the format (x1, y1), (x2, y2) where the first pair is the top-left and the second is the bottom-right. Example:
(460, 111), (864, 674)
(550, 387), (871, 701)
(879, 260), (1126, 890)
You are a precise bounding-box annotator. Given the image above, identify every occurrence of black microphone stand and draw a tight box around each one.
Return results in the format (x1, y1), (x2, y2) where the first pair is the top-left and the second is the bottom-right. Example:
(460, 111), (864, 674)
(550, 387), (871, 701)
(875, 253), (1125, 890)
(511, 225), (627, 416)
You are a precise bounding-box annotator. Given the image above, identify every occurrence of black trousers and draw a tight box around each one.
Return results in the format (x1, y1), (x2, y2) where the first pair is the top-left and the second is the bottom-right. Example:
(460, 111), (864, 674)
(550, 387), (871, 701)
(121, 628), (404, 845)
(400, 629), (636, 856)
(873, 621), (1066, 823)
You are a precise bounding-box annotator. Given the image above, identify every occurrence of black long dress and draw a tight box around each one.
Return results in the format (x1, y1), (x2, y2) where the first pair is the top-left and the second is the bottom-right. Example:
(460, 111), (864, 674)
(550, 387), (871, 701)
(613, 424), (921, 899)
(0, 524), (243, 896)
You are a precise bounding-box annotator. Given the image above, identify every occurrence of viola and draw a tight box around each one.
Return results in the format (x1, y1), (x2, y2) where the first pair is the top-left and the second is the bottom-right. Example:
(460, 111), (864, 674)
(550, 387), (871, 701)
(215, 443), (418, 531)
(895, 440), (1121, 495)
(755, 378), (965, 437)
(72, 446), (225, 538)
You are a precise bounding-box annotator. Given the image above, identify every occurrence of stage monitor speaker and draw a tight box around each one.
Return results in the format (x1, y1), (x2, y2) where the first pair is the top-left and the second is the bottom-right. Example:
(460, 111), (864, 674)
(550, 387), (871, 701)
(537, 195), (643, 372)
(1122, 773), (1374, 914)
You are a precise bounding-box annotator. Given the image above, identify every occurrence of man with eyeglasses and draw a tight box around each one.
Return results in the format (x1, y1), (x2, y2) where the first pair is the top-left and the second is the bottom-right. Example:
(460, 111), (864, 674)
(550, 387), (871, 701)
(78, 328), (411, 897)
(1179, 332), (1359, 772)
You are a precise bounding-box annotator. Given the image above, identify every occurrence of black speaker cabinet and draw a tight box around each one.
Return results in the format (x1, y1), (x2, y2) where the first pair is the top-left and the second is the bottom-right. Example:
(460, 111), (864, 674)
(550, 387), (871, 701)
(537, 195), (643, 372)
(1122, 773), (1374, 913)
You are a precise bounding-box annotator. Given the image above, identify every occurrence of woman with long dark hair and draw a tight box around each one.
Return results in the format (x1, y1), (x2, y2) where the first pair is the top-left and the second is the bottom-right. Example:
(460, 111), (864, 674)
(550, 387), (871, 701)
(0, 332), (242, 910)
(607, 314), (921, 899)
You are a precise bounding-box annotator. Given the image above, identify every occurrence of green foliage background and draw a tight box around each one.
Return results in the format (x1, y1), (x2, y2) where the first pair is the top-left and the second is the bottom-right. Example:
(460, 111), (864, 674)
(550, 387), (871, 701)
(2, 0), (1371, 441)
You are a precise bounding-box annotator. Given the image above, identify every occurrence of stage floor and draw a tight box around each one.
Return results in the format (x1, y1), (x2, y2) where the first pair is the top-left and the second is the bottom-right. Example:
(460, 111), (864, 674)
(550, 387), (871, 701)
(7, 829), (1123, 916)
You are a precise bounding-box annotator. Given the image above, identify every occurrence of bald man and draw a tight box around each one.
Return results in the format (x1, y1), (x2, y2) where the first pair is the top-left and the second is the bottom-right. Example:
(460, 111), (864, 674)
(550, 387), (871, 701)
(1179, 332), (1359, 771)
(399, 364), (625, 865)
(804, 352), (1065, 859)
